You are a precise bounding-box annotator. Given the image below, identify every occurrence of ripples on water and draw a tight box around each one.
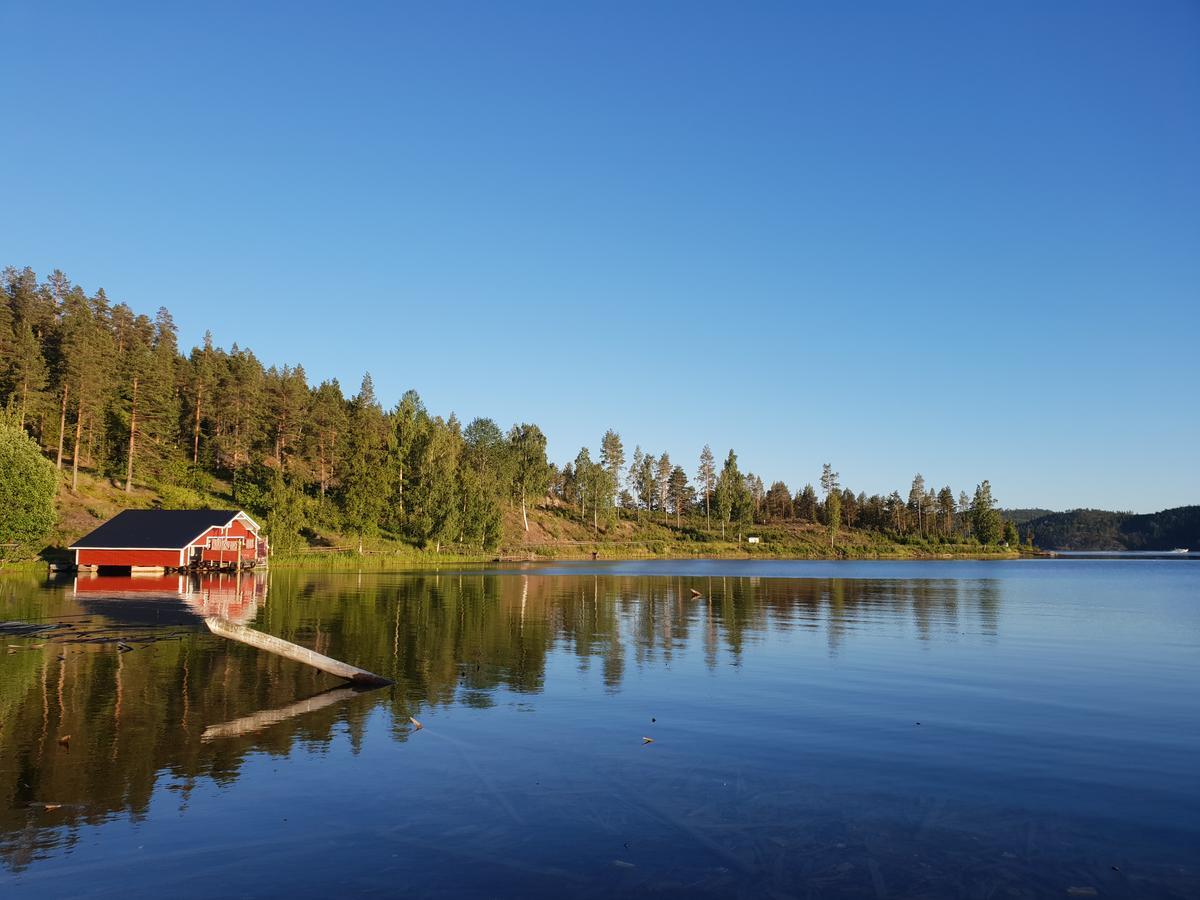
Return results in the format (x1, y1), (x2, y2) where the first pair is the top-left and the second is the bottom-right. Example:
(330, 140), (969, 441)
(0, 560), (1197, 897)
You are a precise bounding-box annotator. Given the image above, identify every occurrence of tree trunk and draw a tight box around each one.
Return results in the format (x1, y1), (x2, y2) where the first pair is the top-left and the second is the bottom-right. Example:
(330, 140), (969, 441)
(55, 383), (69, 470)
(193, 389), (202, 464)
(521, 495), (529, 532)
(19, 380), (27, 429)
(125, 376), (138, 493)
(71, 392), (84, 491)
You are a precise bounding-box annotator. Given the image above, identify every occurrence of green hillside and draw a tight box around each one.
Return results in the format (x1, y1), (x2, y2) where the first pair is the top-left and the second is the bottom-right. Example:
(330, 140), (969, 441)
(1022, 506), (1200, 551)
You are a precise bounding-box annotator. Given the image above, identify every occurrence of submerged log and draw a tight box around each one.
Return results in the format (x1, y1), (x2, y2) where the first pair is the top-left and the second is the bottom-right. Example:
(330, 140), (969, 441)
(202, 685), (362, 741)
(204, 617), (393, 686)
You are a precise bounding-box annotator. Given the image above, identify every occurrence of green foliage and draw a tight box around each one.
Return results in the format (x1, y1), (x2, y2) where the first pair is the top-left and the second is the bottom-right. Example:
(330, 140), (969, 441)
(1022, 505), (1200, 551)
(826, 489), (842, 547)
(264, 474), (309, 553)
(341, 375), (388, 545)
(1002, 519), (1020, 546)
(0, 264), (1033, 560)
(970, 481), (1003, 545)
(0, 421), (57, 559)
(714, 449), (752, 538)
(509, 423), (550, 531)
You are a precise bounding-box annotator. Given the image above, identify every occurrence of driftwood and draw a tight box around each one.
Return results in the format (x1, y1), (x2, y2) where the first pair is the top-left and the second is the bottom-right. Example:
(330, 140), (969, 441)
(204, 617), (392, 686)
(202, 685), (362, 741)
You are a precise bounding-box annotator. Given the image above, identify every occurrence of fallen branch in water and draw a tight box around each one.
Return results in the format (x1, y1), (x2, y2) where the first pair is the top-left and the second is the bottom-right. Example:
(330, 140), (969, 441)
(204, 617), (393, 687)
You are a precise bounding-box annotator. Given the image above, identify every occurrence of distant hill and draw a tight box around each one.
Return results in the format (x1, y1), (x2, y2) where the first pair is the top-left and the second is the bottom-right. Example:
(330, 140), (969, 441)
(1001, 508), (1057, 526)
(1022, 506), (1200, 551)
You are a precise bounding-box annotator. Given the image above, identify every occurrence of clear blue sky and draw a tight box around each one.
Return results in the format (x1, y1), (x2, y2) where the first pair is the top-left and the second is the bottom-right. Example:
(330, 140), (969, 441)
(2, 1), (1196, 513)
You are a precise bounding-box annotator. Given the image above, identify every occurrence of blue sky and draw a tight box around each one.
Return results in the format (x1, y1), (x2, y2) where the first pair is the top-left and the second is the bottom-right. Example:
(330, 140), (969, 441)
(2, 1), (1196, 512)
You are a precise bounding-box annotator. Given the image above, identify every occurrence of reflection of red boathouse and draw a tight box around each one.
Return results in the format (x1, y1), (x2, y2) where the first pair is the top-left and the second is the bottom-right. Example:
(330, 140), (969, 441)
(72, 571), (267, 625)
(70, 509), (268, 573)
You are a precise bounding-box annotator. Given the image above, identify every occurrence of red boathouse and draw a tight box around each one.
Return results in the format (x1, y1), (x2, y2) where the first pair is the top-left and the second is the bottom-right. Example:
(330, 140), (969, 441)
(70, 509), (267, 572)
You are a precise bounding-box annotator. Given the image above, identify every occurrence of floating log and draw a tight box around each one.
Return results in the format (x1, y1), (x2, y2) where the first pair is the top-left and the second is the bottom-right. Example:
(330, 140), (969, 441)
(202, 685), (362, 741)
(204, 617), (392, 686)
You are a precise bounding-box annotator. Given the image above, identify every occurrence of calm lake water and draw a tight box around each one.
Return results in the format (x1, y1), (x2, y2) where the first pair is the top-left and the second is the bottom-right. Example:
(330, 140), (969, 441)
(0, 560), (1196, 898)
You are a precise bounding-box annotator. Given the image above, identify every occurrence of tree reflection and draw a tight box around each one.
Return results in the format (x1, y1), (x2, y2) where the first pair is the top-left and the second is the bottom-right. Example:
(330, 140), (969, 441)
(0, 570), (1003, 871)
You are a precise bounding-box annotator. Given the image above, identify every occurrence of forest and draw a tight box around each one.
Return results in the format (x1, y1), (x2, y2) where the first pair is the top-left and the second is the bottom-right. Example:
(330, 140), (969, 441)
(0, 266), (1014, 556)
(1020, 506), (1200, 552)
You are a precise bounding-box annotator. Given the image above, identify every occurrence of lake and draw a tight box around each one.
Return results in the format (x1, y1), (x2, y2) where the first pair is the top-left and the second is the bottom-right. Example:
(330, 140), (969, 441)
(1, 560), (1197, 897)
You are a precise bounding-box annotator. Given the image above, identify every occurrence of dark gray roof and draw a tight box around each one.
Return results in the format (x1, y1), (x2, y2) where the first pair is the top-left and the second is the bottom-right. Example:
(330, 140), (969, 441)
(71, 510), (245, 549)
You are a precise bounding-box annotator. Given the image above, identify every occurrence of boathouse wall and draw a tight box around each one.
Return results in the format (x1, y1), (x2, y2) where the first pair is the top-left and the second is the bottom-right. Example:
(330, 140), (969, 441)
(76, 548), (184, 568)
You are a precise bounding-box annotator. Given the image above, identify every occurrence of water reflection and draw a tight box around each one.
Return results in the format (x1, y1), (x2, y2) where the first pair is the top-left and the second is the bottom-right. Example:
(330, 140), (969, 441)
(4, 565), (1196, 897)
(0, 570), (1002, 873)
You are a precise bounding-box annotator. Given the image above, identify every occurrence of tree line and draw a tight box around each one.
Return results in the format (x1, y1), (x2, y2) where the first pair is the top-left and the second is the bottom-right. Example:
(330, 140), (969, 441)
(0, 266), (1013, 552)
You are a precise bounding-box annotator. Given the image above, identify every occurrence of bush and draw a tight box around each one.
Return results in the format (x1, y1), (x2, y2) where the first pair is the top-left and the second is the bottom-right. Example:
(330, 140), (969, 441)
(0, 422), (57, 560)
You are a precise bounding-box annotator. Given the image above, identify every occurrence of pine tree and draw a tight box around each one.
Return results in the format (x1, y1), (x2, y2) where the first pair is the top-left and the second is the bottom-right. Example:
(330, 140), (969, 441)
(188, 331), (216, 466)
(668, 465), (692, 525)
(907, 473), (926, 534)
(937, 486), (956, 537)
(794, 484), (818, 522)
(309, 379), (348, 499)
(765, 481), (792, 520)
(117, 315), (154, 492)
(696, 444), (716, 528)
(600, 429), (624, 518)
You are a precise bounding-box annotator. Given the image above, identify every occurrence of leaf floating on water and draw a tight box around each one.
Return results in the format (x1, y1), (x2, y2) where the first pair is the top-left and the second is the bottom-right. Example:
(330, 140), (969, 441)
(642, 736), (654, 744)
(689, 589), (702, 599)
(57, 735), (70, 747)
(409, 717), (423, 730)
(42, 803), (62, 812)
